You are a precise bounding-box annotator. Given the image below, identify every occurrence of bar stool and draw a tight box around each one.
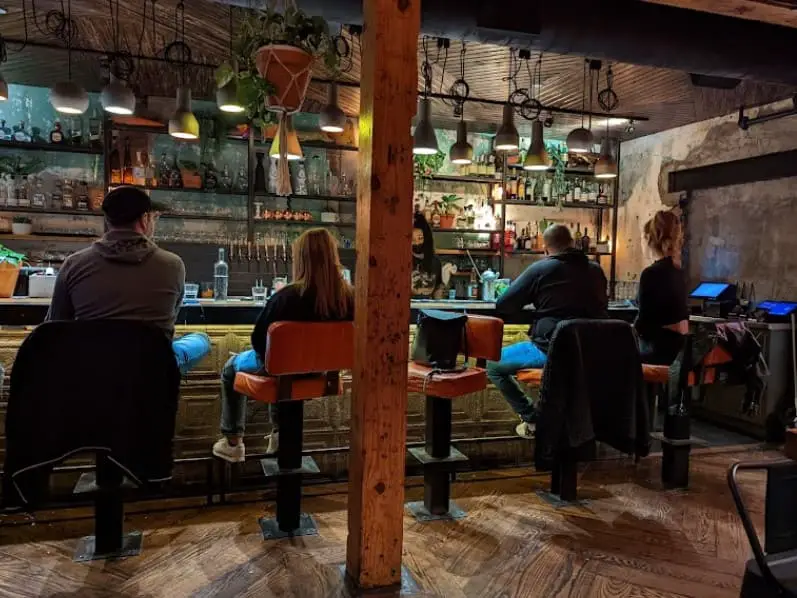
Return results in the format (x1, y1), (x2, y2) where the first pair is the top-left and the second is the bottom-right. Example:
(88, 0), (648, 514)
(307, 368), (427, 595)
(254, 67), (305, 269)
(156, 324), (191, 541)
(231, 321), (353, 539)
(406, 315), (503, 521)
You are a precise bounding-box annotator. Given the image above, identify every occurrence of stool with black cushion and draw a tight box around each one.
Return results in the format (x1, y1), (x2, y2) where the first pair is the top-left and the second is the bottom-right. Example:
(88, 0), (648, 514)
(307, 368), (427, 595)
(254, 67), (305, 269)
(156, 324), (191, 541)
(729, 459), (797, 597)
(406, 314), (503, 521)
(531, 319), (651, 505)
(232, 321), (353, 539)
(2, 320), (181, 562)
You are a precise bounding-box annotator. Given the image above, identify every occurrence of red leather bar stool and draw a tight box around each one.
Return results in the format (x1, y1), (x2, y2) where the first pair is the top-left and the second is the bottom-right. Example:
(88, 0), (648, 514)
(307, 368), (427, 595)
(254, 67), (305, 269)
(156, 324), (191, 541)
(406, 315), (503, 521)
(232, 321), (353, 539)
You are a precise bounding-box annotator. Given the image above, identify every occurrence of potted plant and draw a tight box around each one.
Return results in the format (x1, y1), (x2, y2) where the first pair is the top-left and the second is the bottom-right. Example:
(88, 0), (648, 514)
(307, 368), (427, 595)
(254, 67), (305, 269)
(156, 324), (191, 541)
(413, 152), (445, 179)
(439, 194), (461, 229)
(216, 2), (338, 119)
(11, 216), (32, 236)
(0, 244), (25, 298)
(178, 160), (202, 190)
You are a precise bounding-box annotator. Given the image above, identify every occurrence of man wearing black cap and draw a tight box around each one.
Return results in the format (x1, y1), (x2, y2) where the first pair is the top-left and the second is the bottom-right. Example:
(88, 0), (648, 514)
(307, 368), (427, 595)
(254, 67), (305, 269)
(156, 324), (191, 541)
(46, 186), (211, 374)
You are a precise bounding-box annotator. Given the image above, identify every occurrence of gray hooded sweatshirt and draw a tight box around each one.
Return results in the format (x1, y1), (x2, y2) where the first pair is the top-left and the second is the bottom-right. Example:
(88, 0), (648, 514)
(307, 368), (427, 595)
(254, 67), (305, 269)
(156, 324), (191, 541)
(46, 229), (185, 339)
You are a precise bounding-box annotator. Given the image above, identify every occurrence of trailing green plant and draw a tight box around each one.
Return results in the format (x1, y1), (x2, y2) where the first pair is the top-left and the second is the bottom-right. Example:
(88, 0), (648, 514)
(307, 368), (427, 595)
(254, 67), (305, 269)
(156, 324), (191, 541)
(11, 216), (31, 225)
(413, 152), (445, 178)
(0, 156), (44, 176)
(545, 141), (567, 204)
(215, 3), (338, 130)
(0, 244), (25, 266)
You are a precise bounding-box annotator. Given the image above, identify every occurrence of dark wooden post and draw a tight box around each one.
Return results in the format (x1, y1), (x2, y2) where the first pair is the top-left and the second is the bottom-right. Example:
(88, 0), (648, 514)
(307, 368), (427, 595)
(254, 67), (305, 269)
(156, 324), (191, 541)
(346, 0), (420, 590)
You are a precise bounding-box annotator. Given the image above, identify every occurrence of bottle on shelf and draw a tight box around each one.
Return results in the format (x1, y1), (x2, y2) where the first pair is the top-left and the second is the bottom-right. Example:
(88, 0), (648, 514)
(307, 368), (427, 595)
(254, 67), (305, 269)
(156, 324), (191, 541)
(219, 165), (233, 191)
(431, 201), (441, 228)
(235, 164), (248, 194)
(169, 154), (183, 188)
(17, 175), (30, 208)
(88, 110), (102, 149)
(574, 224), (582, 249)
(0, 120), (11, 141)
(573, 178), (582, 202)
(597, 184), (609, 205)
(204, 162), (219, 191)
(13, 122), (31, 143)
(0, 175), (7, 206)
(109, 143), (122, 185)
(157, 153), (171, 188)
(122, 138), (134, 184)
(542, 178), (551, 204)
(69, 117), (83, 146)
(524, 225), (533, 250)
(50, 122), (65, 144)
(32, 176), (46, 208)
(516, 225), (524, 251)
(76, 180), (90, 211)
(213, 248), (229, 301)
(5, 175), (17, 208)
(133, 151), (149, 187)
(62, 179), (75, 209)
(51, 178), (63, 209)
(524, 175), (532, 202)
(582, 227), (591, 252)
(517, 177), (525, 201)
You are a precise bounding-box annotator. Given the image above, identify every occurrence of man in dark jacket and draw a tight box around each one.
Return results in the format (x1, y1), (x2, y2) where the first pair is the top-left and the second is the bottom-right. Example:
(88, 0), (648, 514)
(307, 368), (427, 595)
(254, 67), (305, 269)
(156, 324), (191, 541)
(488, 224), (608, 438)
(47, 186), (211, 374)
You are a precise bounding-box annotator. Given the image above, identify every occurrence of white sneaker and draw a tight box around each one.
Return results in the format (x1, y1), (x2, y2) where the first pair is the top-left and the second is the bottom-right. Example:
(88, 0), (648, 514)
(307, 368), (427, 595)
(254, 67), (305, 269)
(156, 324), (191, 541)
(265, 431), (279, 455)
(212, 438), (245, 463)
(515, 421), (536, 439)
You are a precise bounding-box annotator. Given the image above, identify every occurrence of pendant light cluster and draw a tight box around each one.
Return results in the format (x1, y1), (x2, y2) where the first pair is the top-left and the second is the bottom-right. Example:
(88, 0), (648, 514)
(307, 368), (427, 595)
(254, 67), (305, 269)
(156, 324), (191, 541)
(169, 1), (199, 140)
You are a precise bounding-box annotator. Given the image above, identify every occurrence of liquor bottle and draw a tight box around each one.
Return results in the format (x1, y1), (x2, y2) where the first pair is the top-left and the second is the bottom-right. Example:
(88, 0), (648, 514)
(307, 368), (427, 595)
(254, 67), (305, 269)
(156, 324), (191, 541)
(235, 164), (248, 194)
(0, 175), (7, 206)
(69, 117), (83, 146)
(62, 179), (75, 209)
(204, 162), (219, 191)
(169, 154), (183, 188)
(524, 225), (533, 250)
(587, 181), (598, 202)
(516, 226), (524, 251)
(133, 151), (148, 186)
(0, 120), (11, 141)
(524, 175), (532, 201)
(109, 144), (122, 185)
(254, 152), (267, 193)
(517, 177), (525, 201)
(431, 202), (441, 227)
(597, 184), (608, 205)
(50, 122), (65, 144)
(32, 176), (46, 208)
(581, 227), (591, 253)
(542, 178), (551, 203)
(157, 153), (170, 188)
(219, 165), (233, 191)
(573, 178), (582, 202)
(17, 175), (30, 207)
(13, 122), (31, 143)
(122, 138), (134, 184)
(574, 224), (582, 249)
(6, 176), (17, 207)
(213, 248), (229, 301)
(88, 110), (102, 149)
(76, 180), (89, 210)
(51, 179), (64, 209)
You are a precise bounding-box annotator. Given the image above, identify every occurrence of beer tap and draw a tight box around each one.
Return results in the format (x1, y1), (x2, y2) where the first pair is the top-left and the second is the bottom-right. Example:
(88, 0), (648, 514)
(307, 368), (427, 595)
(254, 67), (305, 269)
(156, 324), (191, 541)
(246, 240), (252, 270)
(255, 235), (261, 266)
(281, 233), (289, 277)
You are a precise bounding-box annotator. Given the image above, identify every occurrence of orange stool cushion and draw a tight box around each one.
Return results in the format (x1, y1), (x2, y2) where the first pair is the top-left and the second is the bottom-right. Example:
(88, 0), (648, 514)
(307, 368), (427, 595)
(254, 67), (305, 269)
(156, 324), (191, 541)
(407, 362), (487, 399)
(516, 368), (543, 385)
(233, 372), (338, 404)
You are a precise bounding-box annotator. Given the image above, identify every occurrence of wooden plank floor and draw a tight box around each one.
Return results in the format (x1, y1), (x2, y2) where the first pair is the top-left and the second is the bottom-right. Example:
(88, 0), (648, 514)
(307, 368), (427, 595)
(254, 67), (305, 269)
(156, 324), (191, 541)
(0, 447), (771, 597)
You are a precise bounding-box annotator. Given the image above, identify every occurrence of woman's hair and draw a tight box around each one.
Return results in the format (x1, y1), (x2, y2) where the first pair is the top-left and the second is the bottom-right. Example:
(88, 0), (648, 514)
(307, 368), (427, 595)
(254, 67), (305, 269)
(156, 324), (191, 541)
(291, 228), (353, 319)
(413, 212), (436, 269)
(643, 210), (683, 261)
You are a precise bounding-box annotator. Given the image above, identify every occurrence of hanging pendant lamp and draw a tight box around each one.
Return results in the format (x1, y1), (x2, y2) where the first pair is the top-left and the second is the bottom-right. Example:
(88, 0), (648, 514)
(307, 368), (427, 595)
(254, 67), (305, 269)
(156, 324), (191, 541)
(566, 60), (594, 154)
(594, 133), (618, 179)
(319, 82), (346, 133)
(450, 119), (473, 165)
(0, 72), (7, 101)
(101, 73), (136, 115)
(169, 87), (199, 140)
(523, 120), (549, 171)
(494, 103), (519, 151)
(50, 0), (88, 114)
(269, 115), (303, 161)
(413, 97), (439, 155)
(216, 6), (245, 114)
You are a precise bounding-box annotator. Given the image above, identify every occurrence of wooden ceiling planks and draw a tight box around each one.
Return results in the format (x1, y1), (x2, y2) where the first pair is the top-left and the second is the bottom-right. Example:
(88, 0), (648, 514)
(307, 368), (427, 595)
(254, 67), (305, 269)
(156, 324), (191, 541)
(641, 0), (797, 28)
(0, 0), (794, 141)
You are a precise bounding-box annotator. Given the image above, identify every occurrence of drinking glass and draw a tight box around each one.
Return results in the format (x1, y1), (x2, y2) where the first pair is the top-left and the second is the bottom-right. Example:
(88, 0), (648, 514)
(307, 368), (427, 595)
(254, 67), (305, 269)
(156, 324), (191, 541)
(252, 284), (268, 304)
(183, 283), (200, 303)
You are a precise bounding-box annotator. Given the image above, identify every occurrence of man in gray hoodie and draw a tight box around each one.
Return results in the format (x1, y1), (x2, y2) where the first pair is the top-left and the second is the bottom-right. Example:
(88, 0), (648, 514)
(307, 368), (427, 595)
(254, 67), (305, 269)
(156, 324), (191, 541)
(46, 186), (211, 374)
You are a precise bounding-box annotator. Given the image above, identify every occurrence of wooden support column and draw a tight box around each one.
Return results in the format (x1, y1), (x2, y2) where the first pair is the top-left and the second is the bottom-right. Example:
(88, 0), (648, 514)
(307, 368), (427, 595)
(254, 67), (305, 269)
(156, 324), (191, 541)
(346, 0), (420, 590)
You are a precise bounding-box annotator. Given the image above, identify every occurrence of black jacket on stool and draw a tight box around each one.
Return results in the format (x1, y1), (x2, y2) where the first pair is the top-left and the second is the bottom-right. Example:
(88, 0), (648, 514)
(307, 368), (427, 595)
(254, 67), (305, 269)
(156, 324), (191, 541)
(535, 319), (651, 471)
(2, 320), (181, 508)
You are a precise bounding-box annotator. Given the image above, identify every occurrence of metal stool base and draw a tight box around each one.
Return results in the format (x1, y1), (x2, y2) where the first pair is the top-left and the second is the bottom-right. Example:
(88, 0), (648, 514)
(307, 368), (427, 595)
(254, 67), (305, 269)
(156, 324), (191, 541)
(74, 531), (142, 562)
(258, 513), (318, 540)
(405, 500), (466, 522)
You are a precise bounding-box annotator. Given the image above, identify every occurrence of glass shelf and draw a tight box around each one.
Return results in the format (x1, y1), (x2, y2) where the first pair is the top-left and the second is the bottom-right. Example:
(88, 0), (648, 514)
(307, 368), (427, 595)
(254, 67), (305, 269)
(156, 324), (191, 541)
(253, 219), (355, 229)
(256, 192), (357, 203)
(0, 139), (103, 155)
(496, 200), (613, 210)
(110, 184), (248, 197)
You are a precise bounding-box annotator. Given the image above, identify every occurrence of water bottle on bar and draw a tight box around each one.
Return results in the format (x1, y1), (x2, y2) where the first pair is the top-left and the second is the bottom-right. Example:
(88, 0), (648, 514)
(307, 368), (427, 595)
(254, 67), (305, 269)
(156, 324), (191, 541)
(214, 248), (229, 301)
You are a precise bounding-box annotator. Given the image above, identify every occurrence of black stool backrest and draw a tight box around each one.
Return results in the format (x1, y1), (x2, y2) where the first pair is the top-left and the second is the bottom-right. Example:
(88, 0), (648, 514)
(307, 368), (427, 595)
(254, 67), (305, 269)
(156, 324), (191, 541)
(535, 318), (650, 470)
(3, 320), (181, 507)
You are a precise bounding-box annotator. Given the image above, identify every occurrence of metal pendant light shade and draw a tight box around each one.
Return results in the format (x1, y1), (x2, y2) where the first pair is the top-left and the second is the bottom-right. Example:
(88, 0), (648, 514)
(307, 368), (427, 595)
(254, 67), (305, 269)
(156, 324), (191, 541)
(100, 74), (136, 115)
(169, 86), (199, 140)
(319, 83), (346, 133)
(0, 73), (7, 101)
(594, 138), (618, 179)
(413, 97), (439, 155)
(216, 79), (245, 113)
(269, 115), (303, 161)
(50, 81), (89, 115)
(566, 127), (594, 154)
(450, 120), (473, 165)
(523, 120), (549, 171)
(494, 103), (519, 151)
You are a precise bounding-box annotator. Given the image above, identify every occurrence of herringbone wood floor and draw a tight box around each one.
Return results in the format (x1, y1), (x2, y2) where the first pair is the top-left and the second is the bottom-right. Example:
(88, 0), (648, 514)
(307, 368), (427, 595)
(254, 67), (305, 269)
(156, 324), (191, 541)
(0, 448), (770, 597)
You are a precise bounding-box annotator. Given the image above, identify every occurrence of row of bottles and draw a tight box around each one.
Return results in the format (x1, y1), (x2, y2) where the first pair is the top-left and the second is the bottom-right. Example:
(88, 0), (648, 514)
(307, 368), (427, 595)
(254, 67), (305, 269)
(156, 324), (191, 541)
(503, 174), (611, 205)
(0, 175), (92, 211)
(0, 117), (102, 148)
(505, 220), (593, 253)
(415, 197), (497, 231)
(459, 153), (501, 177)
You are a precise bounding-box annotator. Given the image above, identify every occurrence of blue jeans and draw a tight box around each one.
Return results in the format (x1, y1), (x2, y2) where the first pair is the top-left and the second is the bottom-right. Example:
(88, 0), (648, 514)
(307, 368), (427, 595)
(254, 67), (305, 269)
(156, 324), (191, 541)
(486, 340), (547, 423)
(220, 349), (269, 436)
(172, 332), (212, 375)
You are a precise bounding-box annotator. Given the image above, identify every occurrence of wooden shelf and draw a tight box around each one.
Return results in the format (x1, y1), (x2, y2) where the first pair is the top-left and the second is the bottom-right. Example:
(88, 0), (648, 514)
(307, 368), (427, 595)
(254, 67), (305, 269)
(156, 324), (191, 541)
(496, 200), (612, 210)
(0, 207), (102, 217)
(422, 174), (501, 184)
(432, 228), (496, 234)
(255, 192), (357, 204)
(0, 139), (103, 155)
(161, 213), (247, 222)
(507, 165), (606, 177)
(436, 248), (498, 256)
(110, 184), (248, 196)
(509, 250), (612, 257)
(253, 219), (355, 228)
(0, 233), (97, 242)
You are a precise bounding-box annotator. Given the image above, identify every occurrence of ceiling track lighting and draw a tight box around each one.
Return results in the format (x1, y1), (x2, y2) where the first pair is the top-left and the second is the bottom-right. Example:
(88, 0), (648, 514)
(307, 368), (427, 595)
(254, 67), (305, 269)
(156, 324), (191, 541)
(319, 82), (346, 133)
(217, 5), (245, 114)
(413, 97), (439, 155)
(169, 2), (199, 140)
(49, 0), (89, 114)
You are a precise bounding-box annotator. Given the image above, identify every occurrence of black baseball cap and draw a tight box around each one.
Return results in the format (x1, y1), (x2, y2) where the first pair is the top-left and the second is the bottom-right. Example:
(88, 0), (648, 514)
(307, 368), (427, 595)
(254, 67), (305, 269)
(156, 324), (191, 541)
(102, 186), (169, 226)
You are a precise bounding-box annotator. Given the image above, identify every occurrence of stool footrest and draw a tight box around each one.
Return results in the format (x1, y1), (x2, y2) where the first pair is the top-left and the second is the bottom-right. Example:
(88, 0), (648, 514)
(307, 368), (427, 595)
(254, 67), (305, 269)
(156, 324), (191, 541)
(406, 500), (467, 522)
(73, 472), (137, 495)
(258, 514), (318, 540)
(409, 446), (468, 466)
(261, 456), (319, 477)
(73, 531), (142, 562)
(651, 432), (701, 447)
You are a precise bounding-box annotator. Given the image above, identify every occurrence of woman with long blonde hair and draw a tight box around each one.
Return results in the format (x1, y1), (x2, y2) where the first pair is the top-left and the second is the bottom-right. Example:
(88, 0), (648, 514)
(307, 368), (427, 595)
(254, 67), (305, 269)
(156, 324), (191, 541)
(213, 228), (354, 462)
(635, 210), (689, 364)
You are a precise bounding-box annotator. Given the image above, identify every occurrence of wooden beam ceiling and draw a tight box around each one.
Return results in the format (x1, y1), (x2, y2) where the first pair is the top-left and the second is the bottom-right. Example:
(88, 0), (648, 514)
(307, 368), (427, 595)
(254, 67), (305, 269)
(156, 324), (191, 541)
(641, 0), (797, 28)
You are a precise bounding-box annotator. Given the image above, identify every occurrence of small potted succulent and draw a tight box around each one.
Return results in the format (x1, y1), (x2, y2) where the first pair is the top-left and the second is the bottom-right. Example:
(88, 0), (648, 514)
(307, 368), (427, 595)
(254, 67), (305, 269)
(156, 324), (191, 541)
(11, 216), (33, 236)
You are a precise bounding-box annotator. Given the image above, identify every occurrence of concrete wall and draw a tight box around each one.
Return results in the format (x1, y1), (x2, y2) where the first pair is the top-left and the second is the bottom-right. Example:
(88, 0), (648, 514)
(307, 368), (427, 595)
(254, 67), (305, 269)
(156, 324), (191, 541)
(617, 98), (797, 298)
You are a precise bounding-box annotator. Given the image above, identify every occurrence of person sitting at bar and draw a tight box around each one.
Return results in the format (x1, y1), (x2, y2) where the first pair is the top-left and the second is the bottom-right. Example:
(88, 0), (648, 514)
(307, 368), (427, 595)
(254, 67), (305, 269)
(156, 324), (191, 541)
(487, 223), (608, 439)
(47, 186), (211, 374)
(635, 210), (688, 365)
(212, 228), (355, 463)
(412, 212), (446, 299)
